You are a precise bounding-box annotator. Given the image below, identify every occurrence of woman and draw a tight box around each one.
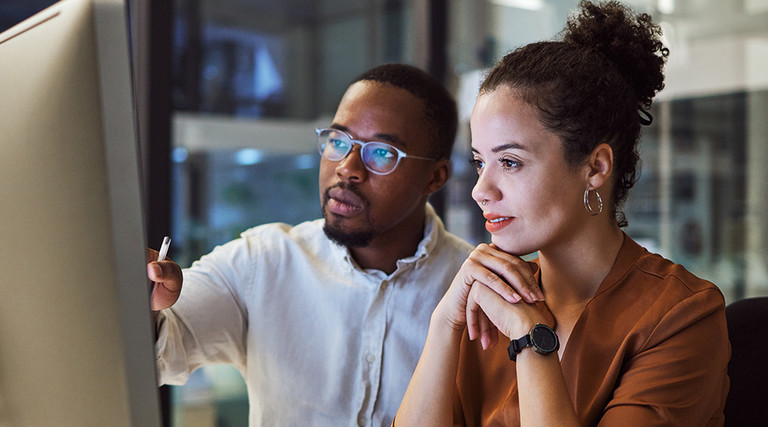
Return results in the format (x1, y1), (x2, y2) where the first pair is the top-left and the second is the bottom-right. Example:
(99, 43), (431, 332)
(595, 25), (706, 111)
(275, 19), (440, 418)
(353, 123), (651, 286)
(395, 1), (730, 426)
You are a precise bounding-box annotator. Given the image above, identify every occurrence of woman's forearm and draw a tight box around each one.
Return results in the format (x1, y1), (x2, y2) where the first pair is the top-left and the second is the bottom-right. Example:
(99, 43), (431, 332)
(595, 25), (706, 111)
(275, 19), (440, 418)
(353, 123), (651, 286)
(516, 349), (580, 427)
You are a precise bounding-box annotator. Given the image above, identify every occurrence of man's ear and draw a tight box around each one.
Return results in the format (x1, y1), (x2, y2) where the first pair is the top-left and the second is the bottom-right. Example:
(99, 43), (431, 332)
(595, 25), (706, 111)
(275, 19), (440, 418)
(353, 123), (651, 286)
(425, 159), (451, 195)
(586, 143), (614, 190)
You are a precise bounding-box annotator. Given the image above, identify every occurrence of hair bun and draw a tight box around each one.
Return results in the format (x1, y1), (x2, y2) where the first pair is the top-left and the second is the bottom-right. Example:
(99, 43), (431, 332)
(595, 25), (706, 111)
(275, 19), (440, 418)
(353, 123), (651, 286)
(563, 0), (668, 109)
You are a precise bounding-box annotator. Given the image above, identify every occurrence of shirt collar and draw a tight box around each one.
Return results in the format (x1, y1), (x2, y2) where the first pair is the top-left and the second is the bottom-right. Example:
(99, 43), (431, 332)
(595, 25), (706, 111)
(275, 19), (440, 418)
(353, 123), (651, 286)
(330, 203), (443, 275)
(591, 232), (647, 299)
(399, 203), (440, 264)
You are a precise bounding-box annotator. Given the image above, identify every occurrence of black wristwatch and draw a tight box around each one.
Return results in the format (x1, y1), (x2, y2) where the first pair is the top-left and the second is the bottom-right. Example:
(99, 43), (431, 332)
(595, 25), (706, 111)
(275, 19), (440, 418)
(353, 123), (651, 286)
(508, 323), (559, 361)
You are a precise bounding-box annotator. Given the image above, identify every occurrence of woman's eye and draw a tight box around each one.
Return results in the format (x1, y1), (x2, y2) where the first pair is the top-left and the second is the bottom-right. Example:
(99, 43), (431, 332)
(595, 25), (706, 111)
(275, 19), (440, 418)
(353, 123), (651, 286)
(499, 158), (521, 169)
(468, 158), (484, 173)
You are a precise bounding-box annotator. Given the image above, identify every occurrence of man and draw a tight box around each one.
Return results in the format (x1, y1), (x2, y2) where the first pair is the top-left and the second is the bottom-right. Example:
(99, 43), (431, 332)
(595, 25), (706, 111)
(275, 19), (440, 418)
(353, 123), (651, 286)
(148, 63), (473, 426)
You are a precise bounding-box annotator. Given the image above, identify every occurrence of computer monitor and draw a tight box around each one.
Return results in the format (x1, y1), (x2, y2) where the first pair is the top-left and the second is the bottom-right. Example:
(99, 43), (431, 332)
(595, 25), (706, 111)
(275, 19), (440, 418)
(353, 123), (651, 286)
(0, 0), (161, 425)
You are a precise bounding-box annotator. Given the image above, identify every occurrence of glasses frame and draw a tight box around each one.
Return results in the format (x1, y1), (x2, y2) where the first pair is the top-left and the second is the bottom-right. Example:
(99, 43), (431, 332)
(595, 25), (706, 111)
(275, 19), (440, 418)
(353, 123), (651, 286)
(314, 128), (436, 175)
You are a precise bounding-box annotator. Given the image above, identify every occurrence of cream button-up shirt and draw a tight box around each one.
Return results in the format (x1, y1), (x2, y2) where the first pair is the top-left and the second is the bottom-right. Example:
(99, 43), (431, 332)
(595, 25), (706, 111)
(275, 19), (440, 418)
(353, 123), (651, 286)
(156, 205), (473, 426)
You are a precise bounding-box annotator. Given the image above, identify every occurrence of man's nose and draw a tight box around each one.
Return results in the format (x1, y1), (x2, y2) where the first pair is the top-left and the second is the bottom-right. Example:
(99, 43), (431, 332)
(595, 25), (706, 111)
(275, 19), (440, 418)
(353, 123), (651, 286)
(335, 144), (368, 182)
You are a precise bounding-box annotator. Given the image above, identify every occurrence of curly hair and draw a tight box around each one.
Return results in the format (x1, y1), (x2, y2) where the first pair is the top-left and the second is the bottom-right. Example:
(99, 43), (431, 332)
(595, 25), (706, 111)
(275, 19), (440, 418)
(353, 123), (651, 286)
(480, 1), (668, 226)
(353, 63), (458, 160)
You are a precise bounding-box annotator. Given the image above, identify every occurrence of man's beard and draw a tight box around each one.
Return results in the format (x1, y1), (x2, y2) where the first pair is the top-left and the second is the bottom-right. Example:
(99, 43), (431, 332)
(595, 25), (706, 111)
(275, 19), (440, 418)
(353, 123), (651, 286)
(321, 183), (374, 248)
(323, 223), (373, 248)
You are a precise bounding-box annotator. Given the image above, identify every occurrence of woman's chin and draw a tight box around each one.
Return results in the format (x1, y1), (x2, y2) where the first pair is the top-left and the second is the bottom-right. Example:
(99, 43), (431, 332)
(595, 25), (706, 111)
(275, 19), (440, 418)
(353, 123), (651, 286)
(490, 236), (533, 257)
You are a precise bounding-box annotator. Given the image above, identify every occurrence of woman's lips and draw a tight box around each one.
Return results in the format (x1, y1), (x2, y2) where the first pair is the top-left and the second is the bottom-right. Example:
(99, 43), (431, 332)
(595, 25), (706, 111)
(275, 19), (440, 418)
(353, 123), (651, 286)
(483, 212), (513, 233)
(327, 188), (364, 217)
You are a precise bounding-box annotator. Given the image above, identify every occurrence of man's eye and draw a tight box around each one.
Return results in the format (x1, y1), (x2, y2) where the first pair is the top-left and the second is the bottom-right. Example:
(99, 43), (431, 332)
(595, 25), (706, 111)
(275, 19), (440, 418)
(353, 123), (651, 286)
(372, 148), (395, 159)
(330, 138), (348, 149)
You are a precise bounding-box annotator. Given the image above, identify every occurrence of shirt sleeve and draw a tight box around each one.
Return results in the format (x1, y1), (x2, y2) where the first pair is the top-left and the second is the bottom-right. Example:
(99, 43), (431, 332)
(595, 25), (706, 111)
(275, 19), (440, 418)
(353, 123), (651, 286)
(155, 238), (250, 385)
(598, 287), (730, 426)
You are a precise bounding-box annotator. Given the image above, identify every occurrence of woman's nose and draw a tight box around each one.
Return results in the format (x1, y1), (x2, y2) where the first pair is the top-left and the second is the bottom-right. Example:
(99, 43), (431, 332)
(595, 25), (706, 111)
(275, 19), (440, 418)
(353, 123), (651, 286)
(471, 170), (500, 206)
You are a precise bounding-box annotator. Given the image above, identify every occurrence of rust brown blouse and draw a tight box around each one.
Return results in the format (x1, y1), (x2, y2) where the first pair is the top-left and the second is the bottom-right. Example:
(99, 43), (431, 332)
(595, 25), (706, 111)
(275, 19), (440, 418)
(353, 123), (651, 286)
(454, 234), (730, 426)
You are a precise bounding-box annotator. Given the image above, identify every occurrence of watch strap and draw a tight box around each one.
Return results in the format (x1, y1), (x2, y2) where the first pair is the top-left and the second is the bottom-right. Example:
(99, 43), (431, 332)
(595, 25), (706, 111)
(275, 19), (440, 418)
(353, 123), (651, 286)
(507, 334), (532, 362)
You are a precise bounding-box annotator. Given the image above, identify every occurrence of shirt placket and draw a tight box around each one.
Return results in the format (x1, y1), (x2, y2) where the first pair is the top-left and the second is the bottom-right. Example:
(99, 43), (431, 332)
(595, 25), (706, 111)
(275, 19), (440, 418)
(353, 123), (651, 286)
(356, 277), (391, 426)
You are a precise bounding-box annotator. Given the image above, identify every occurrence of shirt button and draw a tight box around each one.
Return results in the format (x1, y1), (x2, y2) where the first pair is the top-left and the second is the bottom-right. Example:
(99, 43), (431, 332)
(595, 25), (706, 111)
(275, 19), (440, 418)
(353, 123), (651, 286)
(381, 281), (388, 290)
(366, 354), (376, 363)
(358, 416), (367, 426)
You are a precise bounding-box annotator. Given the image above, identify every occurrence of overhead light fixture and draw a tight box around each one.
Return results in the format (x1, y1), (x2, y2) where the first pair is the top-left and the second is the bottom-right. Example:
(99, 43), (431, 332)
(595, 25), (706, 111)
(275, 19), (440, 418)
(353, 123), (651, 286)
(172, 147), (188, 163)
(489, 0), (546, 11)
(658, 0), (675, 14)
(235, 148), (264, 166)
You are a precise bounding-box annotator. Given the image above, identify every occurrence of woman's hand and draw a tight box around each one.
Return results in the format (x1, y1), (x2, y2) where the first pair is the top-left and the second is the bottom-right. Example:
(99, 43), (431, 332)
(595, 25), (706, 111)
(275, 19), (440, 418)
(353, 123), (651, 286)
(467, 276), (554, 350)
(434, 243), (547, 349)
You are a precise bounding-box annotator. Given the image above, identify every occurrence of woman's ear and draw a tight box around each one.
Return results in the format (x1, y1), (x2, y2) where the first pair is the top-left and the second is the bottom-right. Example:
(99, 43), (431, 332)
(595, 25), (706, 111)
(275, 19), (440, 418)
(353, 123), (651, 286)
(586, 143), (614, 189)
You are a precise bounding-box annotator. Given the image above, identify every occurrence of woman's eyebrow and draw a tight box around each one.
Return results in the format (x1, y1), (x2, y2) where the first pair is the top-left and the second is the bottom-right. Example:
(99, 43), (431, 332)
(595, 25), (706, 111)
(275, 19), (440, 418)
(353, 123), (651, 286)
(492, 142), (527, 153)
(471, 143), (528, 154)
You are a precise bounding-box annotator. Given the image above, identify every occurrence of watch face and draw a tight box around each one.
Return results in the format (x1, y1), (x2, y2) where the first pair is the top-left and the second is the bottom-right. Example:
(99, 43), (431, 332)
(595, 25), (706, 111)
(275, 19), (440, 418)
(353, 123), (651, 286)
(531, 324), (559, 353)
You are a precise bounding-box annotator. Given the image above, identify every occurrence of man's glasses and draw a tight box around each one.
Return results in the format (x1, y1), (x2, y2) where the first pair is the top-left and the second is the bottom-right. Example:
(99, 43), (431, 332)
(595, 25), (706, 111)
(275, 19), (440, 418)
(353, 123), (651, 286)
(315, 128), (436, 175)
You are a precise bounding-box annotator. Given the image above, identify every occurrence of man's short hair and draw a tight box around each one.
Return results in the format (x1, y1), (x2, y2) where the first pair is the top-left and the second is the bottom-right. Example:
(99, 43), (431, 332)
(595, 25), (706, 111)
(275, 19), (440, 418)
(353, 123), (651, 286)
(352, 64), (458, 160)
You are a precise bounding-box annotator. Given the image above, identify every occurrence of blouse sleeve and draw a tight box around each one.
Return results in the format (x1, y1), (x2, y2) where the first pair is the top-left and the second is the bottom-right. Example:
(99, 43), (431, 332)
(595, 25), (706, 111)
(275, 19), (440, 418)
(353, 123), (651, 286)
(598, 287), (730, 426)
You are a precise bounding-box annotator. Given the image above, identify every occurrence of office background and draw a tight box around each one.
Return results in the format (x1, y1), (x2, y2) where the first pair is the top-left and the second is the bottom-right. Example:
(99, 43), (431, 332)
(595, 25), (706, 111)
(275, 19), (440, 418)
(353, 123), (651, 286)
(2, 0), (767, 425)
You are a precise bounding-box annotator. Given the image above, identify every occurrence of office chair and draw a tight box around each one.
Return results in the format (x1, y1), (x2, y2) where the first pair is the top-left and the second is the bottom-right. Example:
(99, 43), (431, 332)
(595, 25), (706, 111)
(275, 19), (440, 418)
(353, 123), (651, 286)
(723, 296), (768, 426)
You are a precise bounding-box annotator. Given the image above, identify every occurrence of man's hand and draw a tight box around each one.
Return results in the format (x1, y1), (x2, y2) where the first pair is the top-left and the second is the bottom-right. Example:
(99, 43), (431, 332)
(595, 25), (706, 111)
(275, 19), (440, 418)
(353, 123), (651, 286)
(146, 248), (183, 311)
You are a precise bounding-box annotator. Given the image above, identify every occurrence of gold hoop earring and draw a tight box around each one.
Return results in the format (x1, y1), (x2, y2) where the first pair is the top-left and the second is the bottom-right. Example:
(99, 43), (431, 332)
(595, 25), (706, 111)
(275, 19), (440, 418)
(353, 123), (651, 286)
(583, 185), (603, 216)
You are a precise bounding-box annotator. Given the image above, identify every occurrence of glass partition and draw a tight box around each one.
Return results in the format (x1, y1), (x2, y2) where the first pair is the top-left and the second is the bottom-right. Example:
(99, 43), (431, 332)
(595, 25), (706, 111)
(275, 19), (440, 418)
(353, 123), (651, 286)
(446, 0), (768, 303)
(168, 0), (424, 424)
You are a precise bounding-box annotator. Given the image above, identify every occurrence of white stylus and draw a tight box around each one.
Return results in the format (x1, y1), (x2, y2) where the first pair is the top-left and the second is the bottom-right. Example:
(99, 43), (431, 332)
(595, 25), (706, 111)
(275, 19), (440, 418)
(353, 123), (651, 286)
(156, 236), (171, 262)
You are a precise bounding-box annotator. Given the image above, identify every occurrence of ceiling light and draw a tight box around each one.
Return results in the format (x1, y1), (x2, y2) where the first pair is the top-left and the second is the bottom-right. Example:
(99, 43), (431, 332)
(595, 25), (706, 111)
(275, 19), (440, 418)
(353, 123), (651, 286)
(489, 0), (545, 11)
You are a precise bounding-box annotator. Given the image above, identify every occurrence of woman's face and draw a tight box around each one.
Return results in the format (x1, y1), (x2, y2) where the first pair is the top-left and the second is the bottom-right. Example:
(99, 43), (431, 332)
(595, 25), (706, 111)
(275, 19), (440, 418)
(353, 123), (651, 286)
(470, 86), (589, 256)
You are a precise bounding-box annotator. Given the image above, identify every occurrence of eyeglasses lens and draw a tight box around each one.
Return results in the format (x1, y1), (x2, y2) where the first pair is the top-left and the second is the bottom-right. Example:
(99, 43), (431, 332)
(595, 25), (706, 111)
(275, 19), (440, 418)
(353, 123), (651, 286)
(318, 129), (400, 174)
(361, 143), (398, 174)
(319, 130), (350, 161)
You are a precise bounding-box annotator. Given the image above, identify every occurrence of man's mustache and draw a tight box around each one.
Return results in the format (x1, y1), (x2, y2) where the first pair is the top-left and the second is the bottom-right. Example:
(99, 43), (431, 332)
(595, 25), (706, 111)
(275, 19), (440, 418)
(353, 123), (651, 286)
(322, 182), (368, 207)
